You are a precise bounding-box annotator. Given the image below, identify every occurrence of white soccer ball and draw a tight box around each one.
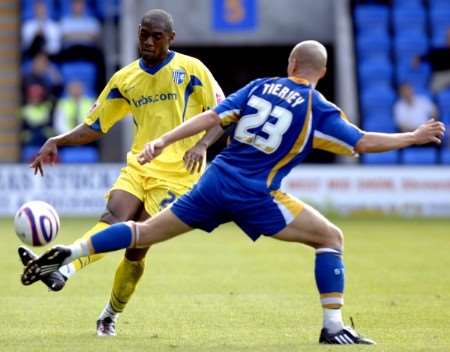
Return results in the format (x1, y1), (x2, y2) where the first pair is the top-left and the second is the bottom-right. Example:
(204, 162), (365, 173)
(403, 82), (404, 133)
(14, 201), (60, 246)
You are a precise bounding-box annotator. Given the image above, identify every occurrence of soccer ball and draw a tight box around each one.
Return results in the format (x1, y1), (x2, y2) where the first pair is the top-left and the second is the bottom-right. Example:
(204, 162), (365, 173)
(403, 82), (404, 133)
(14, 201), (60, 246)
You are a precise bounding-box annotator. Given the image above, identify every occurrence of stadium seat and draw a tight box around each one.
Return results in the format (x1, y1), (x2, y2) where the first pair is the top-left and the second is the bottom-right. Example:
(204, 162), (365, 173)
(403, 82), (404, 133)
(354, 5), (389, 33)
(21, 146), (40, 163)
(441, 149), (450, 164)
(59, 0), (96, 18)
(356, 32), (391, 61)
(61, 61), (97, 97)
(358, 58), (393, 90)
(393, 0), (423, 9)
(59, 147), (99, 163)
(396, 63), (430, 91)
(95, 0), (120, 19)
(402, 147), (437, 164)
(360, 87), (396, 117)
(363, 116), (397, 133)
(393, 33), (428, 63)
(362, 150), (399, 165)
(392, 7), (426, 34)
(21, 0), (57, 21)
(436, 89), (450, 116)
(429, 0), (450, 11)
(430, 9), (450, 45)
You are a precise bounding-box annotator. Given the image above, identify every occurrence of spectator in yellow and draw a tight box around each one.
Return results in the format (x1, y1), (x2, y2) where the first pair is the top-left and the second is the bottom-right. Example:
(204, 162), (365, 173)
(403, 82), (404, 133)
(54, 80), (94, 134)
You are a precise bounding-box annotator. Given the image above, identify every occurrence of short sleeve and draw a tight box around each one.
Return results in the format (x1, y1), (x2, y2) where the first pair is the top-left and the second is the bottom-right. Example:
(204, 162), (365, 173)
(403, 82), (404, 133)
(313, 92), (363, 156)
(84, 73), (131, 133)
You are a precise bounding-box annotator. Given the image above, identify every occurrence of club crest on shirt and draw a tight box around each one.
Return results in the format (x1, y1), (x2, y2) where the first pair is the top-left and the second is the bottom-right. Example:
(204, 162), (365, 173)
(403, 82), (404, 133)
(172, 69), (185, 85)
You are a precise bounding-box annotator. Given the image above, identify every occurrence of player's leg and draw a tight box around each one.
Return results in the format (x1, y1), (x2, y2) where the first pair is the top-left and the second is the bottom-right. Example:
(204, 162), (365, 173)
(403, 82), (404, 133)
(272, 203), (374, 344)
(57, 190), (143, 278)
(96, 207), (150, 336)
(56, 166), (146, 281)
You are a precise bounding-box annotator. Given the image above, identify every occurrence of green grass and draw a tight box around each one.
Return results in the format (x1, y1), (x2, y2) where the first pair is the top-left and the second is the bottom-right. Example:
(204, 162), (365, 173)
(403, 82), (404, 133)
(1, 217), (449, 352)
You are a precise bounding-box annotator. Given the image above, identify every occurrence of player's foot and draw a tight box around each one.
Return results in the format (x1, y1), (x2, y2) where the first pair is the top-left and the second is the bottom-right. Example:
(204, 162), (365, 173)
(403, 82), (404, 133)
(18, 246), (67, 291)
(21, 246), (71, 286)
(319, 326), (376, 345)
(96, 317), (116, 336)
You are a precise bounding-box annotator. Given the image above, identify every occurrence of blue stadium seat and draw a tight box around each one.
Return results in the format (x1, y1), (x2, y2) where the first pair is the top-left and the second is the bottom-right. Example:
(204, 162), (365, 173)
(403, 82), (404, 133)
(354, 5), (390, 33)
(363, 151), (399, 164)
(394, 33), (428, 63)
(363, 116), (397, 133)
(393, 0), (423, 8)
(402, 147), (437, 164)
(436, 89), (450, 115)
(21, 146), (40, 163)
(59, 0), (96, 18)
(360, 87), (396, 117)
(429, 0), (450, 11)
(430, 9), (450, 45)
(441, 149), (450, 164)
(441, 113), (450, 125)
(95, 0), (120, 19)
(357, 32), (391, 61)
(393, 7), (426, 33)
(358, 58), (393, 89)
(59, 147), (99, 163)
(396, 62), (431, 91)
(21, 0), (58, 21)
(61, 61), (97, 97)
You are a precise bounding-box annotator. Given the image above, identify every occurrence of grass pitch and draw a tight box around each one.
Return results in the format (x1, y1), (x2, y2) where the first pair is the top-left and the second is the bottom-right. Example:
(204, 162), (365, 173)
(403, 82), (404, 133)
(1, 216), (449, 352)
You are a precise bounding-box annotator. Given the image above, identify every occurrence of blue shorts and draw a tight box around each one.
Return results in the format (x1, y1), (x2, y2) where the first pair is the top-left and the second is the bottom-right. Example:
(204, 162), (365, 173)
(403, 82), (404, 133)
(170, 165), (304, 241)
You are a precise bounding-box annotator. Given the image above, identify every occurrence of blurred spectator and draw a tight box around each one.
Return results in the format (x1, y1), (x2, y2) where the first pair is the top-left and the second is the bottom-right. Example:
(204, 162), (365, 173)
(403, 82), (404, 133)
(414, 27), (450, 93)
(394, 83), (438, 132)
(60, 0), (101, 47)
(20, 83), (54, 148)
(54, 80), (95, 134)
(22, 52), (63, 101)
(21, 0), (61, 59)
(58, 0), (105, 94)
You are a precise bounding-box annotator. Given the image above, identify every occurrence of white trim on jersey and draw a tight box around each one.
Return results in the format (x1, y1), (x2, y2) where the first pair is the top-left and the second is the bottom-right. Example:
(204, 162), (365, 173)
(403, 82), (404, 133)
(218, 109), (240, 119)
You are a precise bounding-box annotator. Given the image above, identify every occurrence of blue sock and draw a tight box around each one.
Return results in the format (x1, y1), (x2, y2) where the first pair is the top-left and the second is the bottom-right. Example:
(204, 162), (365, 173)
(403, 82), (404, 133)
(315, 248), (344, 308)
(90, 223), (133, 253)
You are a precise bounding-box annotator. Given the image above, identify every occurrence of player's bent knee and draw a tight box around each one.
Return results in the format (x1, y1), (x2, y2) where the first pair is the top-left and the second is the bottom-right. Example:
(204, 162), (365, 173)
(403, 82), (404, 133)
(125, 247), (150, 261)
(320, 224), (343, 251)
(100, 209), (130, 224)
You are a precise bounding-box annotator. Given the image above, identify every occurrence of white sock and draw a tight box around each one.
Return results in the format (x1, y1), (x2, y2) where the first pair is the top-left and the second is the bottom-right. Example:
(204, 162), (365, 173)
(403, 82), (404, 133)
(64, 241), (89, 265)
(98, 302), (119, 322)
(58, 263), (76, 279)
(323, 308), (344, 334)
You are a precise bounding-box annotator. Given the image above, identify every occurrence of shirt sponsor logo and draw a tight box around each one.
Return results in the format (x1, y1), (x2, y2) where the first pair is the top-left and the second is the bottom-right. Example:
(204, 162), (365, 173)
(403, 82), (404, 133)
(132, 93), (178, 107)
(172, 69), (186, 85)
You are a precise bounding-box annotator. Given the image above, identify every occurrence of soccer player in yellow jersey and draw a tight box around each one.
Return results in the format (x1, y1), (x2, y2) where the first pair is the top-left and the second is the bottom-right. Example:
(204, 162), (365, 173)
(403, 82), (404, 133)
(20, 9), (225, 336)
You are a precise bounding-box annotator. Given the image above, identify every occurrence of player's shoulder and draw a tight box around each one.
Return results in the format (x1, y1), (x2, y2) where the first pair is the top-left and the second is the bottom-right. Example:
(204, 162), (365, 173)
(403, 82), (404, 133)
(312, 89), (341, 113)
(173, 51), (209, 72)
(109, 59), (140, 81)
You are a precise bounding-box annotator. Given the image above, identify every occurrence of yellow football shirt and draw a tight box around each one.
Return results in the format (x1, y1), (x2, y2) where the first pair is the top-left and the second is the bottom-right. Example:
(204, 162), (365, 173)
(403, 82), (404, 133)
(84, 51), (224, 187)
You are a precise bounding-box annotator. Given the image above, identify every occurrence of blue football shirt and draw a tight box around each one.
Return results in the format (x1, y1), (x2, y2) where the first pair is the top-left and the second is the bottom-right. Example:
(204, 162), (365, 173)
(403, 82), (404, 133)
(212, 77), (364, 192)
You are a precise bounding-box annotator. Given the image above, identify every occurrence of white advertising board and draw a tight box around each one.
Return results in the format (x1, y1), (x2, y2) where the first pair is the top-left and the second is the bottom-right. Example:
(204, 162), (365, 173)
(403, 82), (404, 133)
(281, 166), (450, 217)
(0, 164), (121, 216)
(1, 164), (450, 217)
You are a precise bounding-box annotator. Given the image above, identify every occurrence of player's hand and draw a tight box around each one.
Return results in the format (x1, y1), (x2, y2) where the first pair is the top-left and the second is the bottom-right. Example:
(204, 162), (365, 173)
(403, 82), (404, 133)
(183, 142), (207, 174)
(30, 138), (58, 176)
(137, 138), (165, 165)
(413, 119), (446, 145)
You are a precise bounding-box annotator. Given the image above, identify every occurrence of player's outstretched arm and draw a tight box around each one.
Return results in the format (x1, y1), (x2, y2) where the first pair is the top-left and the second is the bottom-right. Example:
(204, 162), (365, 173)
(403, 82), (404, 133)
(355, 119), (446, 154)
(31, 123), (103, 176)
(138, 110), (221, 164)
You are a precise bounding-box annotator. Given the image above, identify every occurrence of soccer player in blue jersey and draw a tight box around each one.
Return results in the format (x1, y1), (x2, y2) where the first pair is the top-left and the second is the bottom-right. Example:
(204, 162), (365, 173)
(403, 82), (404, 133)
(22, 40), (445, 344)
